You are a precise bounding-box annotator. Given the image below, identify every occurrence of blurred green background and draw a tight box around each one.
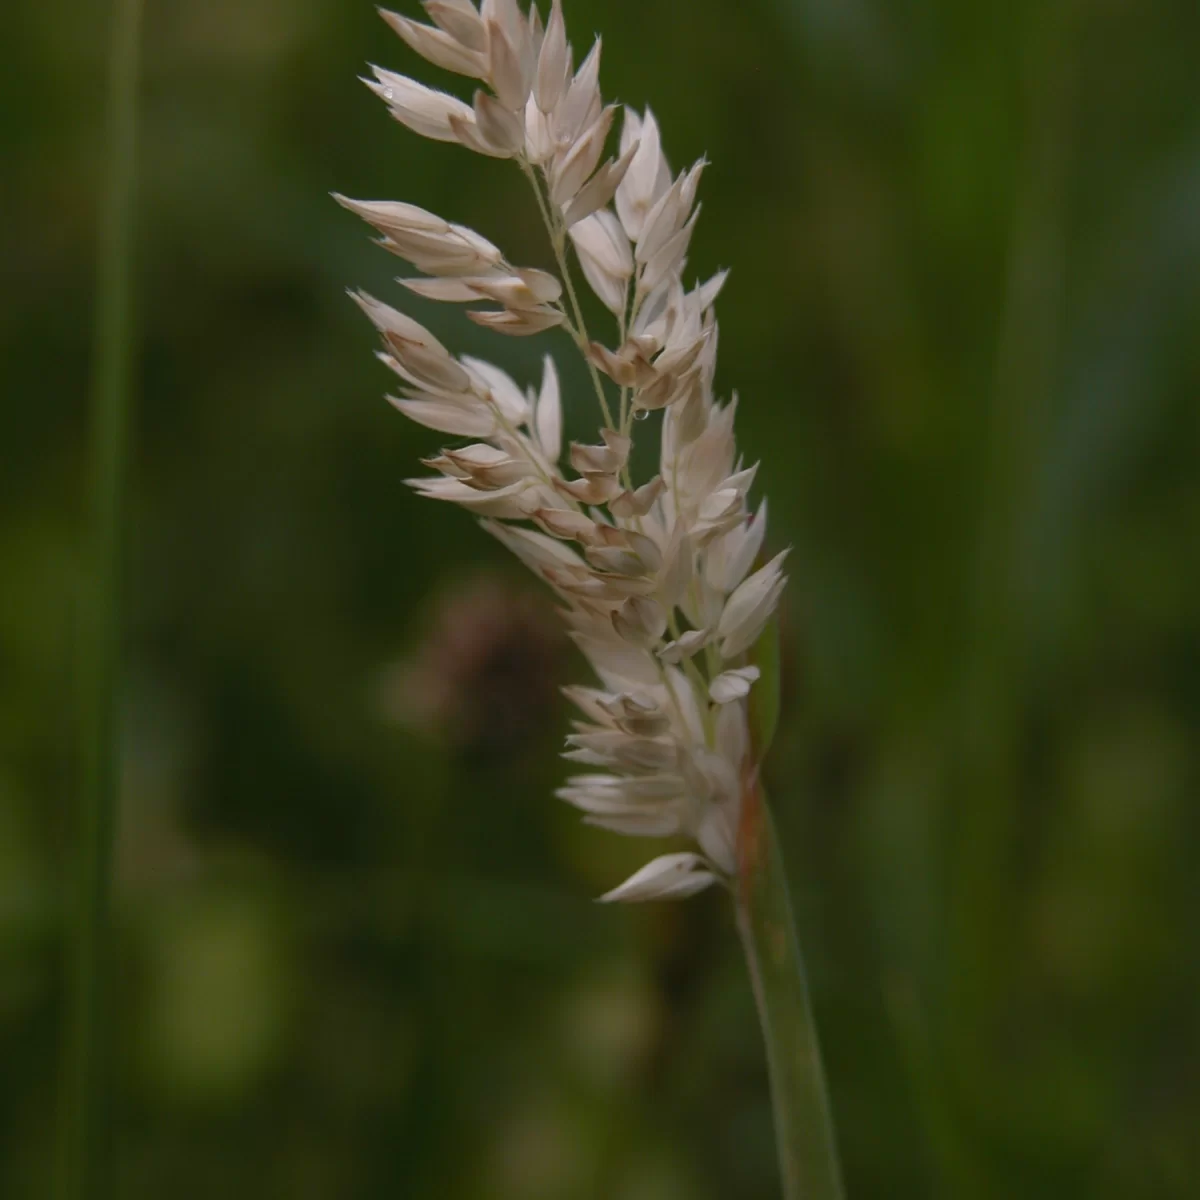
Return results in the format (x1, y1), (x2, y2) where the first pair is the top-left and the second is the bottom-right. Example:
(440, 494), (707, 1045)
(3, 0), (1199, 1196)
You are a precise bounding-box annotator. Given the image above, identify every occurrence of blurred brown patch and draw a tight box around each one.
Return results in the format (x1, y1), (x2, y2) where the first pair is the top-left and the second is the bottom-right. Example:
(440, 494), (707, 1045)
(374, 571), (566, 758)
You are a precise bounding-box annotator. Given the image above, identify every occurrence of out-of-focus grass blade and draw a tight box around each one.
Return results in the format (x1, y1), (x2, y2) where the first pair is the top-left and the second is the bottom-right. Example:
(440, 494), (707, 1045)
(748, 612), (782, 761)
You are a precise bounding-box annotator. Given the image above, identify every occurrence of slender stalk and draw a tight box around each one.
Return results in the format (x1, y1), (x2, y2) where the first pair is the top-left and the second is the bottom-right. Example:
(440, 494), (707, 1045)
(519, 159), (617, 429)
(63, 1), (144, 1197)
(736, 776), (845, 1200)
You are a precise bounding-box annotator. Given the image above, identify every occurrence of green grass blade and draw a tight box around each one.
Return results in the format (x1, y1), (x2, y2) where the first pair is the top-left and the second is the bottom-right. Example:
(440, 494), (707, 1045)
(62, 1), (145, 1196)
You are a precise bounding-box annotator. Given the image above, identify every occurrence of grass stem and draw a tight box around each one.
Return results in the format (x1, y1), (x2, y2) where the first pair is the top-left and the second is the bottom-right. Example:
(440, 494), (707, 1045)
(736, 779), (845, 1200)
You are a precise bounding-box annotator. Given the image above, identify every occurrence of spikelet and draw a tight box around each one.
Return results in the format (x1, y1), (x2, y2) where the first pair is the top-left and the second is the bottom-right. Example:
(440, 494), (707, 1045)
(339, 0), (787, 902)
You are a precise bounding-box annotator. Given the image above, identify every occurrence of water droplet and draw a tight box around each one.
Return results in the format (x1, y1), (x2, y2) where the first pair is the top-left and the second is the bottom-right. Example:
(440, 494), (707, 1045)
(383, 87), (394, 101)
(633, 408), (650, 422)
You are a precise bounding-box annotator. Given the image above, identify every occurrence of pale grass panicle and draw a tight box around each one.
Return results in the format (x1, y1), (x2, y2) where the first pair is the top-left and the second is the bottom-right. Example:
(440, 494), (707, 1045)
(338, 0), (788, 902)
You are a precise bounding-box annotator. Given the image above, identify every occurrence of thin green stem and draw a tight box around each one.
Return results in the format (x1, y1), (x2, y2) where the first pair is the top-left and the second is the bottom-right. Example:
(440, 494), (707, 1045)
(62, 1), (144, 1198)
(616, 305), (630, 433)
(519, 160), (616, 429)
(736, 778), (845, 1200)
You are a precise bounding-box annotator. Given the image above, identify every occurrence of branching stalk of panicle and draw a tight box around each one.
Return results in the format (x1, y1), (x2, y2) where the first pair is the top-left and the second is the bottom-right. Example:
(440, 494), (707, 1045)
(337, 7), (844, 1194)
